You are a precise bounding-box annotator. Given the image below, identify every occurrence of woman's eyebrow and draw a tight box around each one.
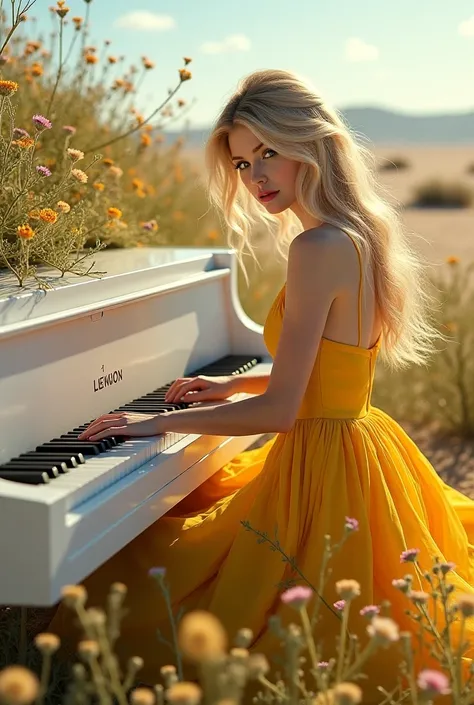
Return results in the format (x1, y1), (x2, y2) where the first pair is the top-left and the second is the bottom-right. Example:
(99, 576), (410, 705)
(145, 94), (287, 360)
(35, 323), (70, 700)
(231, 142), (264, 161)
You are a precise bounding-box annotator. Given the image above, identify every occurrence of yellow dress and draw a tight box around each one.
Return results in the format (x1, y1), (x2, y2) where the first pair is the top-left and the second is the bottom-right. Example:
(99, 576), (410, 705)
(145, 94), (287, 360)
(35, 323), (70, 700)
(50, 233), (474, 701)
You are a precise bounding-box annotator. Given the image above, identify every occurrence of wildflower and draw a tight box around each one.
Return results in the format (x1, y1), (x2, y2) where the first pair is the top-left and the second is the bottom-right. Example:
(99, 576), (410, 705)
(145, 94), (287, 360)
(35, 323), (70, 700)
(78, 640), (100, 660)
(247, 653), (270, 678)
(446, 255), (459, 265)
(417, 669), (450, 697)
(344, 517), (359, 532)
(108, 55), (117, 64)
(0, 665), (40, 704)
(67, 148), (84, 161)
(234, 627), (253, 648)
(0, 80), (19, 96)
(71, 168), (88, 183)
(439, 561), (456, 575)
(13, 137), (35, 149)
(409, 590), (430, 606)
(93, 181), (105, 191)
(34, 632), (60, 655)
(85, 53), (98, 64)
(166, 682), (202, 705)
(281, 585), (313, 609)
(0, 55), (10, 65)
(130, 688), (155, 705)
(61, 584), (87, 607)
(359, 605), (380, 620)
(63, 125), (76, 134)
(31, 63), (43, 77)
(39, 208), (58, 224)
(36, 165), (51, 177)
(179, 68), (192, 82)
(85, 608), (106, 627)
(336, 579), (361, 601)
(109, 165), (123, 178)
(317, 661), (330, 669)
(141, 220), (159, 232)
(160, 664), (177, 688)
(334, 600), (346, 611)
(32, 114), (52, 130)
(178, 99), (186, 107)
(55, 2), (69, 18)
(456, 594), (474, 617)
(17, 224), (35, 239)
(184, 56), (192, 65)
(400, 548), (420, 563)
(367, 616), (400, 647)
(333, 682), (363, 704)
(149, 566), (166, 579)
(28, 210), (41, 220)
(72, 16), (83, 27)
(57, 200), (71, 213)
(107, 207), (122, 219)
(13, 128), (30, 138)
(102, 157), (115, 167)
(142, 57), (154, 69)
(392, 578), (410, 593)
(177, 610), (227, 662)
(132, 177), (144, 189)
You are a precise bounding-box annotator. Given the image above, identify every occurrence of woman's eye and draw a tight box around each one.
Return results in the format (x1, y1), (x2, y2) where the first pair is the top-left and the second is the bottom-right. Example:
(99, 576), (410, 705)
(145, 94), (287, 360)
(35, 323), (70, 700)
(234, 149), (276, 171)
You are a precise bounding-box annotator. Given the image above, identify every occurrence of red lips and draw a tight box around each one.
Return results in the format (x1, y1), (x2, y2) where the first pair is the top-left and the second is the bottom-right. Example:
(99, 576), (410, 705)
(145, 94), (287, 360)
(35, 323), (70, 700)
(258, 190), (278, 198)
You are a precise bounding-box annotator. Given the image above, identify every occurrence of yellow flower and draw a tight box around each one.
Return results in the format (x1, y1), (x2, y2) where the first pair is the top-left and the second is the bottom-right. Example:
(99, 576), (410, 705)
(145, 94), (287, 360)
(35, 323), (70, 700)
(0, 79), (19, 96)
(34, 632), (60, 655)
(0, 666), (40, 705)
(132, 177), (144, 190)
(71, 168), (88, 183)
(166, 682), (202, 705)
(57, 200), (71, 213)
(178, 610), (227, 662)
(179, 68), (192, 82)
(107, 207), (122, 219)
(78, 640), (100, 659)
(61, 584), (87, 607)
(31, 62), (43, 76)
(28, 209), (41, 220)
(14, 137), (35, 149)
(136, 189), (146, 198)
(93, 181), (105, 191)
(17, 224), (35, 239)
(446, 255), (460, 265)
(334, 682), (363, 705)
(39, 208), (58, 224)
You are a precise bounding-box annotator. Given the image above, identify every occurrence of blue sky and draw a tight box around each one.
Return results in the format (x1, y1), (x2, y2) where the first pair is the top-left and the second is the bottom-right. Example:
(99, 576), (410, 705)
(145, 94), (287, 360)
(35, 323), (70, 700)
(30, 0), (474, 130)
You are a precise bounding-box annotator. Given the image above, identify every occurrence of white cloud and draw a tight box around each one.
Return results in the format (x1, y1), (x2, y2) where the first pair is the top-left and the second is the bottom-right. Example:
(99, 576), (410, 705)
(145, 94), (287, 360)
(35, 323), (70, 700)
(200, 34), (251, 55)
(345, 37), (379, 62)
(113, 12), (176, 31)
(458, 15), (474, 36)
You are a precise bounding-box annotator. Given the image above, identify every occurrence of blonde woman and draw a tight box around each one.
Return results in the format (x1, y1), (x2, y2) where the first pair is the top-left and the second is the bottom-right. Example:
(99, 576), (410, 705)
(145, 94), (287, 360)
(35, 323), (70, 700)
(50, 69), (474, 699)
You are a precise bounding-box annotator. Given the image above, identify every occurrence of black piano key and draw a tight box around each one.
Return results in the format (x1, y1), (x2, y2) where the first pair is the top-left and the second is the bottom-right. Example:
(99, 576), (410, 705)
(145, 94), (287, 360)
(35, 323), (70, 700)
(10, 457), (69, 474)
(0, 462), (59, 479)
(20, 452), (84, 467)
(57, 433), (116, 449)
(0, 469), (50, 484)
(36, 442), (103, 455)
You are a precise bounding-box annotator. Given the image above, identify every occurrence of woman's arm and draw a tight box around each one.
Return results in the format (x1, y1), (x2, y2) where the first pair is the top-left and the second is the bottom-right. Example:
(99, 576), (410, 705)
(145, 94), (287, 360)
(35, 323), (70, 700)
(231, 372), (270, 395)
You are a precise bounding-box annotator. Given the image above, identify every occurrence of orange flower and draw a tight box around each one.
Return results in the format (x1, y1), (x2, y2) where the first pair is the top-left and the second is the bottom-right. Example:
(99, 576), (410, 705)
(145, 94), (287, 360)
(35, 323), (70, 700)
(207, 229), (219, 241)
(17, 224), (35, 239)
(93, 181), (105, 191)
(179, 69), (192, 82)
(140, 133), (151, 147)
(31, 62), (43, 76)
(13, 137), (35, 149)
(107, 207), (122, 219)
(142, 57), (154, 70)
(107, 55), (117, 64)
(102, 157), (114, 167)
(0, 79), (18, 96)
(183, 57), (192, 65)
(85, 53), (98, 64)
(446, 255), (460, 266)
(39, 208), (58, 224)
(131, 177), (144, 190)
(135, 189), (146, 198)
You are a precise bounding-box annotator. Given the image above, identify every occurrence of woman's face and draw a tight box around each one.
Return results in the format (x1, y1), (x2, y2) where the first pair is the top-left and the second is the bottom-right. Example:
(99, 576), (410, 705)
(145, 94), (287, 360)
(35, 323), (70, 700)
(228, 124), (301, 214)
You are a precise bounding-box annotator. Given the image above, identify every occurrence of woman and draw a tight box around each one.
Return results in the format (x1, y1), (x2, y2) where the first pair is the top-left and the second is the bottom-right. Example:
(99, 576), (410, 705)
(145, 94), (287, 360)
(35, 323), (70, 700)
(50, 69), (474, 699)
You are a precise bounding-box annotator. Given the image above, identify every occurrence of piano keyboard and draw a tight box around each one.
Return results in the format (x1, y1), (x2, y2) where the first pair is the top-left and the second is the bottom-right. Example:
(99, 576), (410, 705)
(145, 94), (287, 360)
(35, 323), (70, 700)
(0, 354), (261, 487)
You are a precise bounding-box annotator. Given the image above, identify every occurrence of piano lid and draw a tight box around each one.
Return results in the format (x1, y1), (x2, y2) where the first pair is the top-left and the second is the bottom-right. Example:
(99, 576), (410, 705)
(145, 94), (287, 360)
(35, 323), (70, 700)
(0, 247), (235, 337)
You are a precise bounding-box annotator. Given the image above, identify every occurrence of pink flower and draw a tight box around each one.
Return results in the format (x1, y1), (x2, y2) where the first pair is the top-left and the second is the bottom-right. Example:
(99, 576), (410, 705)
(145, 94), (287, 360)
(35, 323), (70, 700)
(333, 600), (346, 611)
(344, 517), (359, 532)
(32, 114), (52, 130)
(360, 605), (380, 620)
(36, 165), (51, 177)
(317, 661), (329, 669)
(417, 669), (450, 696)
(63, 125), (76, 134)
(400, 548), (420, 563)
(281, 586), (313, 609)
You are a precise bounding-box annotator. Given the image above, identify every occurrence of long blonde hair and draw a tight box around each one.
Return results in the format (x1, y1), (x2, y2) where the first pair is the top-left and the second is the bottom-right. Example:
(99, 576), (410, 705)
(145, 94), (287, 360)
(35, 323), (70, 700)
(204, 68), (448, 370)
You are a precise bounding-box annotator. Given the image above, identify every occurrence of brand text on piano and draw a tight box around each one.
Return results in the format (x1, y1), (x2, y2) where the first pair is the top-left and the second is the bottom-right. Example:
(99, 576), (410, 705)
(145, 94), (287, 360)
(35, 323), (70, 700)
(93, 369), (124, 392)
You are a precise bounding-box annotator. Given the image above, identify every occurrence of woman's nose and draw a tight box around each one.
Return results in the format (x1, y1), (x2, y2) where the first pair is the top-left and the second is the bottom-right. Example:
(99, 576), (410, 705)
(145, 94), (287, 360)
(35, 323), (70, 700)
(250, 167), (266, 185)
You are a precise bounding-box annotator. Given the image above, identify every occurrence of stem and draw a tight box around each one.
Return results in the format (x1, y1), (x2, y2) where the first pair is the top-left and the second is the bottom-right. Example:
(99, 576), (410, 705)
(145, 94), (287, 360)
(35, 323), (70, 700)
(299, 606), (319, 671)
(45, 13), (64, 116)
(335, 602), (350, 682)
(37, 652), (51, 705)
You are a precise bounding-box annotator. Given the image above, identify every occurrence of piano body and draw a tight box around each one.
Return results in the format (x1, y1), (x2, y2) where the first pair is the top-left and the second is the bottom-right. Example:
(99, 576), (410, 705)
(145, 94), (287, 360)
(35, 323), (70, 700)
(0, 248), (273, 606)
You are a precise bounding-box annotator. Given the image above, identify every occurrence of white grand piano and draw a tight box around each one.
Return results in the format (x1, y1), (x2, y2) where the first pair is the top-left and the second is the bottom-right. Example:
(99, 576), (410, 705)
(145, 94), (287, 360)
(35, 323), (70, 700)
(0, 248), (272, 606)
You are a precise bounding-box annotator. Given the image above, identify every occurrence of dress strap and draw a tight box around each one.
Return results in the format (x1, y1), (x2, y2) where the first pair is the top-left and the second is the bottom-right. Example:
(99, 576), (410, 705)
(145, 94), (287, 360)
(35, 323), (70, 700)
(342, 230), (363, 348)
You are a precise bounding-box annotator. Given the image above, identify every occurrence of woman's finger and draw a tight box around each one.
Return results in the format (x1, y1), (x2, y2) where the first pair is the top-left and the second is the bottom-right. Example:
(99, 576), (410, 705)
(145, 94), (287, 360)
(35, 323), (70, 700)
(88, 426), (126, 441)
(167, 379), (204, 402)
(79, 416), (127, 439)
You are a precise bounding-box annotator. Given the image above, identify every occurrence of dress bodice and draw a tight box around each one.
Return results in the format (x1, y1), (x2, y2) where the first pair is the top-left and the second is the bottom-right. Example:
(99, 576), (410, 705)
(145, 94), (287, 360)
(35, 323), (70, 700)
(263, 231), (382, 421)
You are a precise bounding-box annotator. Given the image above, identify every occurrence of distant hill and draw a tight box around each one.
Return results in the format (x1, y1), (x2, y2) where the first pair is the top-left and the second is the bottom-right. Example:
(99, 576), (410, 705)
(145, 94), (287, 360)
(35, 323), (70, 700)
(164, 107), (474, 147)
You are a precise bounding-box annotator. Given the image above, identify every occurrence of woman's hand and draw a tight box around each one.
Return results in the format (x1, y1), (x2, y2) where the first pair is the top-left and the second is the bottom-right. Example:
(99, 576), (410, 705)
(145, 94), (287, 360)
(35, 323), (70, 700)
(78, 412), (165, 442)
(164, 375), (238, 404)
